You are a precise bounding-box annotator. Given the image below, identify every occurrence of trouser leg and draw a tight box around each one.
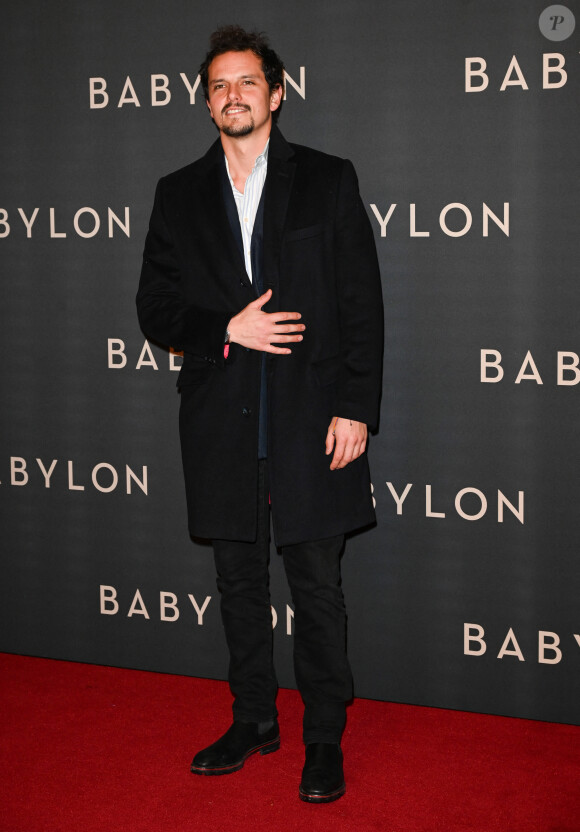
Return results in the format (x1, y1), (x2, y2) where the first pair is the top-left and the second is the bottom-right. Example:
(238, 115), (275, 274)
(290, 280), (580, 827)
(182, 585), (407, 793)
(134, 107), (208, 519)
(281, 535), (353, 744)
(212, 460), (278, 723)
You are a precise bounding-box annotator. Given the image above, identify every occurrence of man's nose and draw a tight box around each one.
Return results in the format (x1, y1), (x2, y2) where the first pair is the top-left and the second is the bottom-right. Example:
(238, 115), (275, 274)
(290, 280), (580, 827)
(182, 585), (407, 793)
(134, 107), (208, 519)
(227, 87), (241, 101)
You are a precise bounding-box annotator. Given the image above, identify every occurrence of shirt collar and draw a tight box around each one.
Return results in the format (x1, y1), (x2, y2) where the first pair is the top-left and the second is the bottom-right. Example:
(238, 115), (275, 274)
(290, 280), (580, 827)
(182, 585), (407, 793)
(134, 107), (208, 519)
(256, 139), (269, 167)
(224, 138), (270, 183)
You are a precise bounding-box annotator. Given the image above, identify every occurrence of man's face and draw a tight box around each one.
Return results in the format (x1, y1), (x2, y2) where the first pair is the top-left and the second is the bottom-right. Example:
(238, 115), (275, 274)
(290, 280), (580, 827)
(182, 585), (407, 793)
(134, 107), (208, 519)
(206, 50), (281, 138)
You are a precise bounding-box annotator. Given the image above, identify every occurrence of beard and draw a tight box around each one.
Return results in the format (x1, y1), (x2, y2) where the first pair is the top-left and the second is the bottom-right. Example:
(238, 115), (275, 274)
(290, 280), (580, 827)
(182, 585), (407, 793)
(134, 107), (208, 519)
(219, 104), (255, 138)
(221, 119), (255, 138)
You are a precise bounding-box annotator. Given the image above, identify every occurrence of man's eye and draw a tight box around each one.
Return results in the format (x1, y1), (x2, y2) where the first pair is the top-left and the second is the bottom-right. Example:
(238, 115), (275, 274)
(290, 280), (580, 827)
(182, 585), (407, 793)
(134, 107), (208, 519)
(242, 80), (254, 85)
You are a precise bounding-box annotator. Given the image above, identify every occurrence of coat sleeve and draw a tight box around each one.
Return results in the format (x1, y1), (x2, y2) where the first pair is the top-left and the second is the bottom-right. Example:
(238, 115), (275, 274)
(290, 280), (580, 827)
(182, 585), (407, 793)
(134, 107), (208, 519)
(136, 177), (231, 367)
(334, 159), (384, 431)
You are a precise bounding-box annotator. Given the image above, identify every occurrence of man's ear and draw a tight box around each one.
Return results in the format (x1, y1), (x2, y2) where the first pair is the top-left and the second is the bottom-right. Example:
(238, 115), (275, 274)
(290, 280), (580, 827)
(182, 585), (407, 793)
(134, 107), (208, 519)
(270, 84), (283, 113)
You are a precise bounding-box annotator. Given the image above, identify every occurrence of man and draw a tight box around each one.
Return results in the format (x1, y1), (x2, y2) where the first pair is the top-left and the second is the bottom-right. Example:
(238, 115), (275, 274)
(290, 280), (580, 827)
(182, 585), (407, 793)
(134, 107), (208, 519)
(137, 26), (383, 803)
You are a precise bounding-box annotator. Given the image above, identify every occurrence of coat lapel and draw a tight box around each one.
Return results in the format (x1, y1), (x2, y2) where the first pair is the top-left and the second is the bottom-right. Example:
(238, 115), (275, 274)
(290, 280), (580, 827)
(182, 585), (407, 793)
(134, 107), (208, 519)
(262, 127), (296, 313)
(188, 138), (250, 289)
(184, 128), (296, 303)
(220, 163), (244, 262)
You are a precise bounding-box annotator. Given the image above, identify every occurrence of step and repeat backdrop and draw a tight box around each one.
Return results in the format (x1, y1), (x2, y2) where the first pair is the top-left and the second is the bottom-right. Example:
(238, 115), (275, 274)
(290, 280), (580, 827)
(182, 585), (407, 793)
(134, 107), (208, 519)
(1, 1), (579, 725)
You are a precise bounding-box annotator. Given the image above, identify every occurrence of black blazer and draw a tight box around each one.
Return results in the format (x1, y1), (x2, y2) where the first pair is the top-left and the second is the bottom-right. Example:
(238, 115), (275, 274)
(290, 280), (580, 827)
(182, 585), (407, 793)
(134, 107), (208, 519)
(137, 127), (384, 546)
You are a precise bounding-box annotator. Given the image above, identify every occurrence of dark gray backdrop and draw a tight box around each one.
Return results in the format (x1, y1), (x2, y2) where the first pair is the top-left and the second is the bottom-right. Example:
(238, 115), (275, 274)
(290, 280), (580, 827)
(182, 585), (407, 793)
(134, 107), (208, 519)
(1, 0), (579, 725)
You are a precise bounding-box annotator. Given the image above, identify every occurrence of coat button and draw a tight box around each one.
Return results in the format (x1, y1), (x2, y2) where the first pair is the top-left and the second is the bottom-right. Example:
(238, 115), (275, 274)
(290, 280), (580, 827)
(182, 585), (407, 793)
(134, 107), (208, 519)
(242, 407), (252, 417)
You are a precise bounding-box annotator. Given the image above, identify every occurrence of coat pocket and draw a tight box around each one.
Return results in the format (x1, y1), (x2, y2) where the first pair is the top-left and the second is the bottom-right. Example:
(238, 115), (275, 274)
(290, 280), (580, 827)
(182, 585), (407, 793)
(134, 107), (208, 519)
(176, 362), (214, 388)
(284, 223), (325, 242)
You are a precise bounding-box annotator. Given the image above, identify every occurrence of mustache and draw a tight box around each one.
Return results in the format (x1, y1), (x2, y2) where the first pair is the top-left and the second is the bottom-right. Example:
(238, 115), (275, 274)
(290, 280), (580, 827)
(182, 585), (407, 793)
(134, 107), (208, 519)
(222, 103), (251, 115)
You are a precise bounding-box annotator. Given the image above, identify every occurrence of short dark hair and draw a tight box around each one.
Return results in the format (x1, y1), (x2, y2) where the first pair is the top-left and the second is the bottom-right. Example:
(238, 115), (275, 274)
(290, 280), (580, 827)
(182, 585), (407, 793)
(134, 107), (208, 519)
(199, 25), (285, 122)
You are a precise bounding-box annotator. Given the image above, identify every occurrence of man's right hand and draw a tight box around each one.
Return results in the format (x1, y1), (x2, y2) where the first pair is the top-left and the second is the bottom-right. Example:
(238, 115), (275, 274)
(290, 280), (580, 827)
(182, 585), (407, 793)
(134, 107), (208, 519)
(227, 289), (305, 355)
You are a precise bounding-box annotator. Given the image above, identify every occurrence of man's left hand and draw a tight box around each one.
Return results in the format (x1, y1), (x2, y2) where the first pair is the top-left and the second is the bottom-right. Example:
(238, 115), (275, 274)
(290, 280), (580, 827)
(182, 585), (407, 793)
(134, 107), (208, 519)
(325, 417), (368, 470)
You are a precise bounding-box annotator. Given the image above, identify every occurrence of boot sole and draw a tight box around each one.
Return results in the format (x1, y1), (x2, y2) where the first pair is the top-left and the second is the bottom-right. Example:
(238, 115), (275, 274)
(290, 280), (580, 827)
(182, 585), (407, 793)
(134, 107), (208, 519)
(299, 783), (346, 803)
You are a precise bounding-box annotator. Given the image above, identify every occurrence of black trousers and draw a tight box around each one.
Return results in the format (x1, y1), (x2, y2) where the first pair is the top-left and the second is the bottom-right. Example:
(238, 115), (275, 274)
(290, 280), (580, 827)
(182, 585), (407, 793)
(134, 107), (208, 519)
(212, 460), (353, 744)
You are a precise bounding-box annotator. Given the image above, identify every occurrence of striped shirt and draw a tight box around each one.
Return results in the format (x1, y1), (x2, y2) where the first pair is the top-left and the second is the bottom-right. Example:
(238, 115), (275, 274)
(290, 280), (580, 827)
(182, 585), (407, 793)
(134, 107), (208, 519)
(224, 140), (269, 282)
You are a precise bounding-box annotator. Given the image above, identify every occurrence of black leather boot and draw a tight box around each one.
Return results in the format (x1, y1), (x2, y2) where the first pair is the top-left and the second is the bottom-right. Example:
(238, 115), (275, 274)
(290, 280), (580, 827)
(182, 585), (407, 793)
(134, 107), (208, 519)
(299, 742), (346, 802)
(190, 721), (280, 775)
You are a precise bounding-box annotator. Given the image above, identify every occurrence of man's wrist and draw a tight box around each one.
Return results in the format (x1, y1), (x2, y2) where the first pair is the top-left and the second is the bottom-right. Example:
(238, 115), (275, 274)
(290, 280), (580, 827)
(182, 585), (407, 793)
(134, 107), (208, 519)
(224, 321), (233, 359)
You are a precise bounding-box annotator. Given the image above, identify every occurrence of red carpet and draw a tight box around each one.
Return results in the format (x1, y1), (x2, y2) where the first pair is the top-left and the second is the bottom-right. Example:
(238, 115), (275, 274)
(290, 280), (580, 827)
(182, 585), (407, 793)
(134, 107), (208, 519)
(1, 653), (578, 832)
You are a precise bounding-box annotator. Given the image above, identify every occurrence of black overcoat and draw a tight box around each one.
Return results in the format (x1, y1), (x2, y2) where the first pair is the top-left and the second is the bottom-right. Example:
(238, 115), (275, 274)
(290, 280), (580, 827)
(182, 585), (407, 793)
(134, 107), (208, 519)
(137, 127), (384, 546)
